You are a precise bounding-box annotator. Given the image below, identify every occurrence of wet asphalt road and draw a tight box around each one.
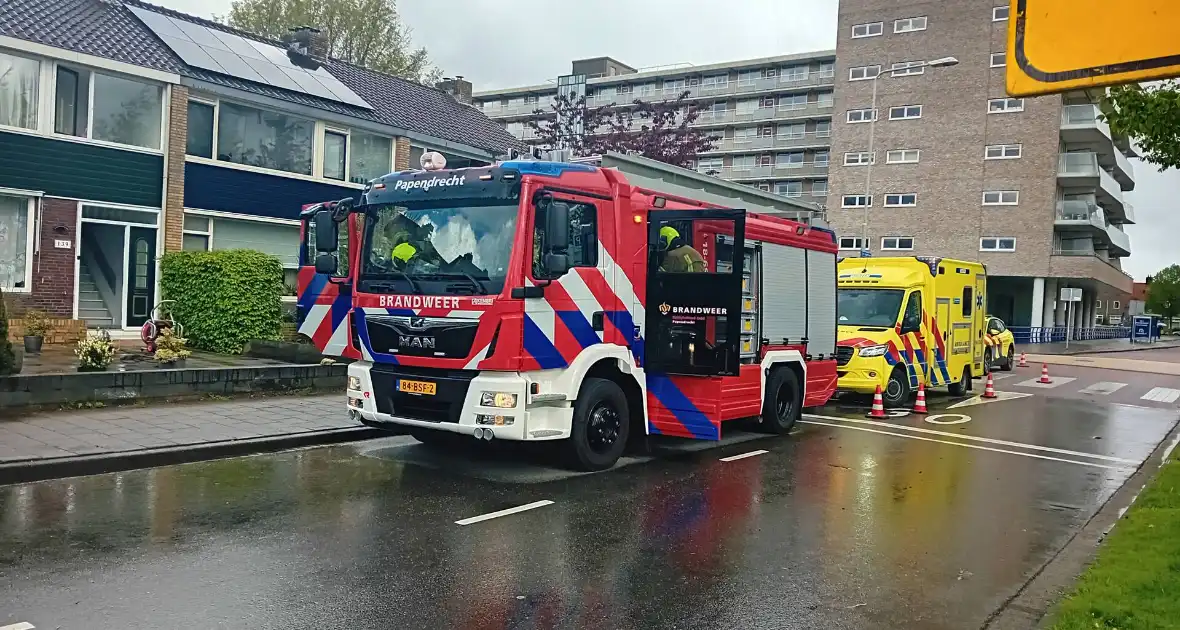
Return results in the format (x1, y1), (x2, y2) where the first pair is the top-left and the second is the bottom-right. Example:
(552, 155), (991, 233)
(1, 368), (1178, 630)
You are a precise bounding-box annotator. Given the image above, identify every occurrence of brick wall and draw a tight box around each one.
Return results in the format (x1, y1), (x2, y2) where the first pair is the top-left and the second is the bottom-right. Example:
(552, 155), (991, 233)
(394, 137), (411, 171)
(7, 317), (86, 343)
(20, 197), (78, 318)
(163, 85), (188, 253)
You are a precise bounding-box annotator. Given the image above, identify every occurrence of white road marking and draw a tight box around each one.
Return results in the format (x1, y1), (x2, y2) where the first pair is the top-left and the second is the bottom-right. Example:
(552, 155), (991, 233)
(989, 373), (1017, 380)
(0, 623), (35, 630)
(924, 413), (972, 425)
(799, 420), (1126, 470)
(803, 413), (1139, 464)
(1078, 381), (1128, 396)
(455, 500), (554, 526)
(1014, 376), (1078, 389)
(947, 391), (1034, 409)
(1141, 387), (1180, 403)
(720, 449), (769, 462)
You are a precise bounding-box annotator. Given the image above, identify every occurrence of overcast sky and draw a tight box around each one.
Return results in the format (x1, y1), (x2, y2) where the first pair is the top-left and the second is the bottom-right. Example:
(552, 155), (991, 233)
(158, 0), (1175, 281)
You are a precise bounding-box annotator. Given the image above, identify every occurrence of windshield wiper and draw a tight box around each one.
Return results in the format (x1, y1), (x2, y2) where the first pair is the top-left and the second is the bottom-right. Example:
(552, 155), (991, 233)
(445, 270), (489, 295)
(366, 269), (422, 294)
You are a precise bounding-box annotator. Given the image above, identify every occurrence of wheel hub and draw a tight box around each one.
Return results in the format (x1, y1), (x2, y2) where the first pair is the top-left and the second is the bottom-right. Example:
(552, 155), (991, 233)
(587, 404), (621, 454)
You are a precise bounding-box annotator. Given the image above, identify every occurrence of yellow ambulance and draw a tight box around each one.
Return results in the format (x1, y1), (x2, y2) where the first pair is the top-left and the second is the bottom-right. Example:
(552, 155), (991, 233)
(836, 256), (988, 406)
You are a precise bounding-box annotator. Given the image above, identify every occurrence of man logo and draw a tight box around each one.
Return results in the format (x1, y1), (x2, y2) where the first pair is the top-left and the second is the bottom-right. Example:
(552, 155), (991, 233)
(407, 317), (427, 330)
(659, 302), (671, 315)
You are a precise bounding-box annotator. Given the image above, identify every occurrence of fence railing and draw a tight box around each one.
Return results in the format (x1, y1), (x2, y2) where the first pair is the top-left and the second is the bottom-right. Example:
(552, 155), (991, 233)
(1010, 326), (1130, 344)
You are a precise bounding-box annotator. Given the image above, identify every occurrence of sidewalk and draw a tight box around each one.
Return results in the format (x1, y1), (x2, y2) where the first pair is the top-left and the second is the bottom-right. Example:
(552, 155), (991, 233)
(1018, 337), (1180, 356)
(0, 395), (383, 484)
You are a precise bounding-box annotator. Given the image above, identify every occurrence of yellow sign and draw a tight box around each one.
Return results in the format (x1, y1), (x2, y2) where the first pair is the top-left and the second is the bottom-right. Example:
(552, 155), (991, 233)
(1007, 0), (1180, 96)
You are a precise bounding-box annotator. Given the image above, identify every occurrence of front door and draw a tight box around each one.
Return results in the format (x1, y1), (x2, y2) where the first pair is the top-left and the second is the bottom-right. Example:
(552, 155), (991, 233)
(126, 227), (156, 328)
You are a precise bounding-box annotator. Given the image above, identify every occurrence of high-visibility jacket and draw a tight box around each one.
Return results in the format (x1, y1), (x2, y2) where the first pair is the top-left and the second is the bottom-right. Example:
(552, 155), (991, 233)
(661, 244), (706, 272)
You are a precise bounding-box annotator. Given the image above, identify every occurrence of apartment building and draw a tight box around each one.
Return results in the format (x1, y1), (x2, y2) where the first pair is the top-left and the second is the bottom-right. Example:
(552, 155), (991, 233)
(473, 53), (837, 218)
(827, 0), (1136, 331)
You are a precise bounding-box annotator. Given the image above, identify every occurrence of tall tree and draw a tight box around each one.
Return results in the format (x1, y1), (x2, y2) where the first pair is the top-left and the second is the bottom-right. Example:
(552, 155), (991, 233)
(1146, 264), (1180, 323)
(223, 0), (438, 83)
(1101, 81), (1180, 169)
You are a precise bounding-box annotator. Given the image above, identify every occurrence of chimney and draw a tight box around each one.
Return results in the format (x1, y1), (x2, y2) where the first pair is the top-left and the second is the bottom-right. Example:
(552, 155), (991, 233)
(285, 26), (328, 67)
(436, 76), (473, 105)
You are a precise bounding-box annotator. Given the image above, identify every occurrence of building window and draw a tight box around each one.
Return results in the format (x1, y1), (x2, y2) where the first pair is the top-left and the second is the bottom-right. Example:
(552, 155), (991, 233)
(817, 91), (834, 107)
(778, 94), (808, 110)
(839, 237), (865, 250)
(852, 22), (884, 38)
(993, 5), (1009, 21)
(217, 101), (315, 175)
(781, 65), (809, 82)
(90, 73), (164, 149)
(890, 61), (926, 77)
(0, 194), (34, 291)
(815, 120), (832, 137)
(0, 51), (39, 130)
(1095, 300), (1103, 310)
(776, 181), (803, 197)
(985, 144), (1022, 159)
(842, 195), (872, 208)
(844, 152), (874, 166)
(988, 97), (1025, 113)
(991, 52), (1007, 67)
(186, 101), (215, 158)
(1112, 300), (1121, 310)
(846, 108), (877, 123)
(889, 105), (922, 120)
(849, 65), (881, 81)
(814, 150), (830, 166)
(881, 237), (914, 251)
(884, 193), (918, 207)
(54, 67), (83, 136)
(980, 237), (1017, 252)
(697, 158), (723, 174)
(818, 61), (835, 78)
(182, 214), (212, 251)
(982, 190), (1020, 205)
(777, 152), (804, 168)
(894, 16), (928, 33)
(812, 180), (828, 196)
(886, 149), (920, 164)
(323, 130), (348, 181)
(777, 123), (806, 139)
(701, 74), (729, 89)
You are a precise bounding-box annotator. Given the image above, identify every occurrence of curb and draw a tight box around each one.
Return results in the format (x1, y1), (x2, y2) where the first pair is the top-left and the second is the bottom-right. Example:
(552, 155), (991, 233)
(0, 426), (390, 486)
(1017, 340), (1180, 356)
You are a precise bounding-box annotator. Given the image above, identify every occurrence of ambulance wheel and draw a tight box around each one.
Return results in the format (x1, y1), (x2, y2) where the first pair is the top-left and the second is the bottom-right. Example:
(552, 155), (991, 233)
(883, 366), (911, 408)
(759, 367), (801, 434)
(564, 378), (630, 471)
(1001, 345), (1015, 371)
(948, 365), (972, 396)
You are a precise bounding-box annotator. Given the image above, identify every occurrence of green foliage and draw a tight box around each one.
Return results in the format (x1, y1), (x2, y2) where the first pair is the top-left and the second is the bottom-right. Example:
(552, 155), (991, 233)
(0, 287), (15, 375)
(1146, 264), (1180, 320)
(1101, 81), (1180, 170)
(160, 250), (284, 355)
(153, 328), (192, 364)
(223, 0), (438, 83)
(75, 332), (116, 369)
(22, 309), (51, 338)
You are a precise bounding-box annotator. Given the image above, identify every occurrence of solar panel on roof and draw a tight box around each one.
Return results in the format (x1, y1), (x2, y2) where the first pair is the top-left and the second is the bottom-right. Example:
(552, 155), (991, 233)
(244, 57), (305, 92)
(210, 30), (266, 60)
(204, 47), (267, 84)
(159, 34), (226, 74)
(317, 74), (371, 108)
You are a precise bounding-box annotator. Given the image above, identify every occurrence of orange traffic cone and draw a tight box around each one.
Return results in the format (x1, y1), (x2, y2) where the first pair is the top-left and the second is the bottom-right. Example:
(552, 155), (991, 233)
(1039, 363), (1053, 384)
(1018, 352), (1028, 368)
(912, 381), (929, 414)
(867, 385), (888, 418)
(983, 372), (997, 399)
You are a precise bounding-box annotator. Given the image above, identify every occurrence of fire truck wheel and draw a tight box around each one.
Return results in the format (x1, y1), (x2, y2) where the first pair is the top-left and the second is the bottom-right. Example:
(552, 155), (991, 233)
(883, 366), (911, 408)
(758, 367), (801, 434)
(565, 378), (630, 471)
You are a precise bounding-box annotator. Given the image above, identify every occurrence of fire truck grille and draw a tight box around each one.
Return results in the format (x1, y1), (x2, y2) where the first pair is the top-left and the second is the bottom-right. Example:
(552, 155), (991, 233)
(836, 346), (854, 366)
(364, 315), (479, 359)
(368, 366), (478, 424)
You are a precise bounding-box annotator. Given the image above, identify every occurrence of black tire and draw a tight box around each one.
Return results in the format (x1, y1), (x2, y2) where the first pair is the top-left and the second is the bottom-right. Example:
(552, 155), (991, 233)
(758, 367), (802, 434)
(1001, 345), (1015, 371)
(410, 428), (466, 449)
(563, 378), (630, 471)
(948, 365), (972, 396)
(983, 347), (994, 374)
(883, 365), (911, 408)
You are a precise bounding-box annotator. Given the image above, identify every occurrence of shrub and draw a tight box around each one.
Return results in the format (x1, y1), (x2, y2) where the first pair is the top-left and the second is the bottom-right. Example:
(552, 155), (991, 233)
(23, 309), (51, 338)
(76, 331), (116, 369)
(160, 249), (284, 354)
(0, 287), (15, 375)
(154, 327), (192, 364)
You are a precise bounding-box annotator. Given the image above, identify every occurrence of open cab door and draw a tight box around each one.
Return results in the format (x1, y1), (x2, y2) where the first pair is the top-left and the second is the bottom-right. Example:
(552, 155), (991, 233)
(295, 202), (356, 357)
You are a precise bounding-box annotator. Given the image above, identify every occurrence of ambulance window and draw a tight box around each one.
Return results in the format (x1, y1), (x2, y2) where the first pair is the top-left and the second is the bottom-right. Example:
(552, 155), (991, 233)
(902, 292), (922, 332)
(962, 287), (973, 316)
(534, 201), (598, 278)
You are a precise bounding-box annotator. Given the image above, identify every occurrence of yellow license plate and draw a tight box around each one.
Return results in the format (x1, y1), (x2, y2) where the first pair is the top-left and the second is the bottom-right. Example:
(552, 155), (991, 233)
(398, 379), (436, 395)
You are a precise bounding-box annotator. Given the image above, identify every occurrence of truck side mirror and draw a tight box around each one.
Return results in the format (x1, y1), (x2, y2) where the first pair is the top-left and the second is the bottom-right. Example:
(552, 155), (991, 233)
(314, 209), (338, 254)
(545, 253), (570, 277)
(546, 201), (570, 252)
(315, 253), (338, 275)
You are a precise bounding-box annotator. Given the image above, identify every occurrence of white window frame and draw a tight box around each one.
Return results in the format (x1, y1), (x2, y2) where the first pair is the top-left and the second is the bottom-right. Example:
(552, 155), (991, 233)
(842, 195), (872, 208)
(993, 5), (1009, 21)
(814, 150), (830, 166)
(985, 144), (1023, 160)
(0, 192), (37, 293)
(849, 65), (881, 81)
(886, 149), (920, 164)
(852, 22), (884, 38)
(979, 237), (1017, 252)
(1113, 300), (1121, 310)
(812, 180), (829, 197)
(894, 16), (928, 33)
(814, 121), (832, 137)
(881, 237), (915, 251)
(990, 52), (1007, 68)
(776, 181), (804, 198)
(884, 193), (918, 207)
(888, 105), (923, 120)
(0, 51), (42, 134)
(890, 61), (926, 77)
(321, 127), (350, 182)
(846, 108), (877, 123)
(982, 190), (1020, 205)
(988, 97), (1025, 113)
(181, 211), (214, 252)
(1095, 300), (1103, 310)
(838, 236), (866, 251)
(50, 62), (168, 154)
(843, 152), (875, 166)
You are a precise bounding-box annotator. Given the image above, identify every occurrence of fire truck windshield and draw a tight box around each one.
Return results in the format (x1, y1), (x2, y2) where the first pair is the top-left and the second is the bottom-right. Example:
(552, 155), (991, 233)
(837, 288), (905, 328)
(359, 201), (519, 296)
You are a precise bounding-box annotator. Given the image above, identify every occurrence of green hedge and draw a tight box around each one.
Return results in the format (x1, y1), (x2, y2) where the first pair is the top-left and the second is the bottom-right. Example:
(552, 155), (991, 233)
(160, 250), (284, 354)
(0, 286), (14, 375)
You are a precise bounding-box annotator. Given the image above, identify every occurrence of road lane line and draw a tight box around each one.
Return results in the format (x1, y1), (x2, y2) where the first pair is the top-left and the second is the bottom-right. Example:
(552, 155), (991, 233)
(455, 500), (554, 526)
(803, 413), (1139, 464)
(799, 420), (1126, 470)
(1078, 381), (1127, 395)
(989, 373), (1017, 380)
(0, 623), (35, 630)
(720, 449), (768, 462)
(1141, 387), (1180, 403)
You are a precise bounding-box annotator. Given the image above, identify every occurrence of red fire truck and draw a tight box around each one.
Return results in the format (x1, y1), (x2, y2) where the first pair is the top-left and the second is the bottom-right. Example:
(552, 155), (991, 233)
(304, 151), (838, 470)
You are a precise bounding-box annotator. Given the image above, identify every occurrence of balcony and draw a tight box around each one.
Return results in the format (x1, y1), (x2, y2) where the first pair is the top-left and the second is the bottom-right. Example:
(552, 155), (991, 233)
(694, 102), (833, 127)
(1054, 199), (1106, 235)
(1057, 152), (1130, 222)
(714, 162), (829, 180)
(1105, 224), (1131, 257)
(1059, 104), (1135, 188)
(482, 100), (552, 118)
(1122, 201), (1136, 225)
(702, 131), (831, 153)
(1049, 248), (1134, 293)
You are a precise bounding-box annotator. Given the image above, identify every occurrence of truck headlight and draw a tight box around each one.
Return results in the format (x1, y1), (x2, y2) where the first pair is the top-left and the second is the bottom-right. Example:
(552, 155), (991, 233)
(348, 376), (362, 391)
(480, 392), (518, 408)
(858, 344), (890, 358)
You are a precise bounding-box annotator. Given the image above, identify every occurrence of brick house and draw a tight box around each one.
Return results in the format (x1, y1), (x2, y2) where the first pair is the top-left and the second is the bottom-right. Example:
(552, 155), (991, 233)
(0, 0), (518, 330)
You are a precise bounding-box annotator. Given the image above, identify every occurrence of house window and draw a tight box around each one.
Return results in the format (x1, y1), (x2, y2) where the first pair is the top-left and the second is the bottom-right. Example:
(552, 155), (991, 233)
(979, 237), (1017, 252)
(993, 5), (1009, 21)
(815, 120), (832, 137)
(886, 149), (920, 164)
(90, 73), (164, 149)
(842, 195), (872, 208)
(846, 108), (877, 123)
(988, 98), (1025, 113)
(983, 190), (1020, 205)
(890, 61), (926, 77)
(985, 144), (1022, 159)
(776, 181), (803, 197)
(884, 193), (918, 207)
(0, 194), (34, 291)
(990, 52), (1007, 68)
(777, 152), (804, 168)
(881, 236), (914, 250)
(0, 51), (39, 130)
(894, 16), (928, 33)
(182, 214), (212, 251)
(217, 101), (315, 175)
(54, 67), (83, 136)
(812, 180), (828, 196)
(186, 101), (215, 158)
(844, 152), (874, 166)
(889, 105), (922, 120)
(839, 237), (865, 250)
(849, 65), (881, 81)
(852, 22), (884, 38)
(323, 130), (348, 181)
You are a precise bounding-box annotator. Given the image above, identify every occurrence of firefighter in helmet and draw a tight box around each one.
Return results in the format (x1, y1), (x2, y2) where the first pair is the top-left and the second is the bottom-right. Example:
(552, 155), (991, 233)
(658, 225), (706, 272)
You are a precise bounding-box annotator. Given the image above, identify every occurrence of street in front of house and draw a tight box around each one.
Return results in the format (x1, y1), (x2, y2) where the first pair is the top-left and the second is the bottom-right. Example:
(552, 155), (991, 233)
(1, 361), (1176, 630)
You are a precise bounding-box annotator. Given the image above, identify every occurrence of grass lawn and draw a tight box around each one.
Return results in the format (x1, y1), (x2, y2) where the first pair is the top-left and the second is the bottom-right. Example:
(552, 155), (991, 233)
(1048, 451), (1180, 629)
